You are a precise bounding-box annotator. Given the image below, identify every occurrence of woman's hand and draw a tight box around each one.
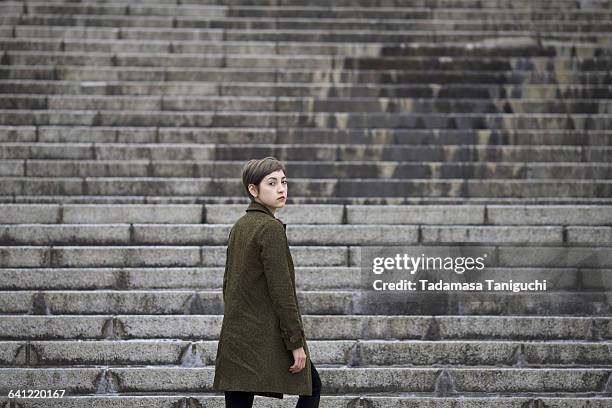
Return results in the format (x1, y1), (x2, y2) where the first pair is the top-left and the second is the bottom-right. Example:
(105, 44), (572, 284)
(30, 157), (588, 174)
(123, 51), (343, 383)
(289, 347), (306, 373)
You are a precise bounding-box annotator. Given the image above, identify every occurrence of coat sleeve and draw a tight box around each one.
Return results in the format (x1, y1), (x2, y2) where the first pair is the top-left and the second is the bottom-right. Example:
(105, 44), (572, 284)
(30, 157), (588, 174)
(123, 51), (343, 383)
(222, 226), (234, 304)
(222, 245), (229, 303)
(258, 219), (305, 351)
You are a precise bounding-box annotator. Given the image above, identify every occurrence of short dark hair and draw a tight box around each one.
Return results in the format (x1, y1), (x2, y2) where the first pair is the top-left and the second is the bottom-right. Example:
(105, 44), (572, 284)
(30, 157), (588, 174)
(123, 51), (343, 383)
(242, 157), (286, 201)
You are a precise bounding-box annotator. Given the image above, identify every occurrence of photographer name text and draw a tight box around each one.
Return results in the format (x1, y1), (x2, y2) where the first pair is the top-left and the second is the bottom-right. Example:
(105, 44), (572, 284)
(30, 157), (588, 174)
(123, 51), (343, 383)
(369, 253), (547, 292)
(372, 278), (547, 292)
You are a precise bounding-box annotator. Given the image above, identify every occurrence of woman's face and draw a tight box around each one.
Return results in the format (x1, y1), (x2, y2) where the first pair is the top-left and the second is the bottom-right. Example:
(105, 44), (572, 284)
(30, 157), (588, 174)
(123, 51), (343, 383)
(249, 169), (287, 213)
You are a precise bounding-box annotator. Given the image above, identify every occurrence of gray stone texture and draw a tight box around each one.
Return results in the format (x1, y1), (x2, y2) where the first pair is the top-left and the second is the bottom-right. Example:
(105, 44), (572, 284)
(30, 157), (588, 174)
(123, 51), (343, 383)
(0, 0), (611, 405)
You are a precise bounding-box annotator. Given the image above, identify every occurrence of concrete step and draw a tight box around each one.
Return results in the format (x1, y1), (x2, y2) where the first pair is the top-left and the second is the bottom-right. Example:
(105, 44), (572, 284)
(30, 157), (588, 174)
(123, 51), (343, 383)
(0, 289), (609, 315)
(0, 203), (611, 225)
(0, 395), (611, 408)
(4, 159), (611, 179)
(2, 126), (612, 147)
(3, 110), (612, 130)
(0, 16), (610, 35)
(3, 80), (612, 99)
(1, 267), (608, 291)
(0, 366), (609, 395)
(7, 27), (612, 47)
(0, 339), (609, 367)
(4, 94), (612, 114)
(0, 223), (611, 246)
(3, 65), (612, 86)
(7, 51), (612, 71)
(4, 17), (612, 39)
(1, 143), (610, 163)
(1, 244), (611, 268)
(20, 0), (612, 9)
(2, 177), (612, 199)
(7, 24), (612, 43)
(4, 4), (612, 22)
(2, 38), (611, 59)
(5, 195), (612, 206)
(0, 245), (345, 267)
(1, 314), (607, 341)
(4, 2), (612, 19)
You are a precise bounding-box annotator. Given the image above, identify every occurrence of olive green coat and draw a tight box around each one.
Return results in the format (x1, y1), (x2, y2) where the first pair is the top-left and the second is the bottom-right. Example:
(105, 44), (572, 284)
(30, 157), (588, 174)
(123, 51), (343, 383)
(212, 201), (312, 398)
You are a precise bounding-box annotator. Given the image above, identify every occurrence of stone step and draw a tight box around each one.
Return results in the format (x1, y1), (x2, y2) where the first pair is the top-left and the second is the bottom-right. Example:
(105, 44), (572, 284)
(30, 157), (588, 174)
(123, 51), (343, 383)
(4, 17), (607, 37)
(1, 244), (611, 268)
(0, 366), (609, 395)
(0, 245), (345, 267)
(0, 266), (609, 291)
(1, 314), (607, 341)
(0, 289), (609, 315)
(2, 126), (612, 147)
(4, 80), (612, 100)
(1, 37), (610, 59)
(344, 204), (612, 225)
(0, 38), (551, 57)
(0, 339), (610, 367)
(8, 195), (612, 206)
(4, 3), (612, 21)
(3, 66), (612, 86)
(3, 110), (612, 130)
(25, 0), (612, 9)
(0, 223), (611, 246)
(0, 395), (611, 408)
(7, 51), (612, 71)
(4, 159), (611, 179)
(7, 25), (612, 43)
(1, 203), (610, 225)
(2, 177), (612, 199)
(4, 94), (612, 114)
(7, 27), (612, 47)
(4, 2), (612, 19)
(2, 142), (610, 162)
(4, 17), (612, 38)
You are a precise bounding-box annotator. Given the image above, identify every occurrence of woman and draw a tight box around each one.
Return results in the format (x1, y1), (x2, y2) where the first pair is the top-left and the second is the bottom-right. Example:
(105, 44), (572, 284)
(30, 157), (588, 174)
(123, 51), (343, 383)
(212, 157), (322, 408)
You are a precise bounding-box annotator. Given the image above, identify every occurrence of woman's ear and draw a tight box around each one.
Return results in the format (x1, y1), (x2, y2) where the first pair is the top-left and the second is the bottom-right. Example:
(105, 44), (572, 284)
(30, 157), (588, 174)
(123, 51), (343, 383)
(248, 183), (258, 199)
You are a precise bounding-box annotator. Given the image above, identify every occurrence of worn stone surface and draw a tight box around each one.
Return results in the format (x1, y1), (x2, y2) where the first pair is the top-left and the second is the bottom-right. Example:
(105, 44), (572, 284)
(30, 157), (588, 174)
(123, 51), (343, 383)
(1, 0), (612, 404)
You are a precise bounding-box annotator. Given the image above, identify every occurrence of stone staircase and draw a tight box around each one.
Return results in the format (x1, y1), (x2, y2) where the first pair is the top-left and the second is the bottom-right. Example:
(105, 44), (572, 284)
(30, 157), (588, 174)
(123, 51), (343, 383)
(0, 0), (611, 406)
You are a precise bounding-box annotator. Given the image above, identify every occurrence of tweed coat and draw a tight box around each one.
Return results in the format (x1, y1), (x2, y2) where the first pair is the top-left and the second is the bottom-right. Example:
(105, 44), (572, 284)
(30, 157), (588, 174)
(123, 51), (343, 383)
(212, 200), (312, 398)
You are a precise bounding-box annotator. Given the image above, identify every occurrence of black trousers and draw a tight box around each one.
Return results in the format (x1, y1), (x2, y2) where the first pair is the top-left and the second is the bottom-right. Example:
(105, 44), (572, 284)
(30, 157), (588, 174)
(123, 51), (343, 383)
(224, 361), (322, 408)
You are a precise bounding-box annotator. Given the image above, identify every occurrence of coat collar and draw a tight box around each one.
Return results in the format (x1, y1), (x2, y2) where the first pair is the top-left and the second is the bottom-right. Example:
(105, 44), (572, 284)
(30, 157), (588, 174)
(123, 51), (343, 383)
(246, 200), (274, 217)
(246, 201), (286, 231)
